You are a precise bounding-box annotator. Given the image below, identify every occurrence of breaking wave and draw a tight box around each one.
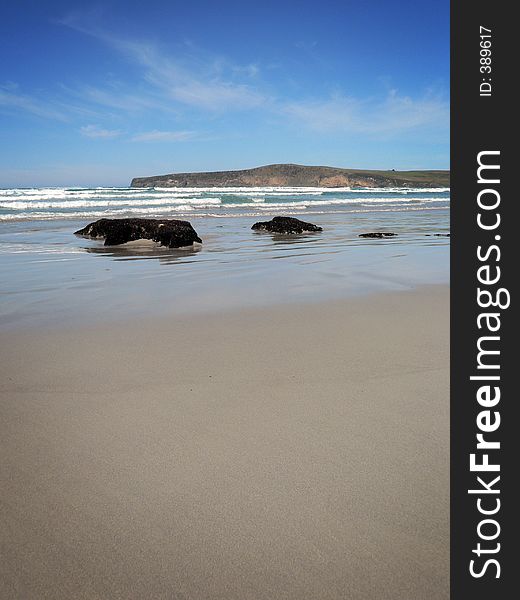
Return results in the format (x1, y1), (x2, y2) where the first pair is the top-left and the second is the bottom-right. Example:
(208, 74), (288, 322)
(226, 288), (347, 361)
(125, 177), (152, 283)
(0, 186), (450, 221)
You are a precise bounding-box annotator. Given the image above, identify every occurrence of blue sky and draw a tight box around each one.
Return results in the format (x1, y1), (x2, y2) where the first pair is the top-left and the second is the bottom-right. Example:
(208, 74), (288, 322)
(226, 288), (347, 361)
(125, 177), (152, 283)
(0, 0), (449, 187)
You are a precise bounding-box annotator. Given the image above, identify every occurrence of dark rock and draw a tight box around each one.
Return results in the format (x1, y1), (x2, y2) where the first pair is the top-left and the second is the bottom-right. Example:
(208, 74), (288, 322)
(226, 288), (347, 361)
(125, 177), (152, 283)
(359, 232), (397, 238)
(75, 218), (202, 248)
(251, 216), (322, 234)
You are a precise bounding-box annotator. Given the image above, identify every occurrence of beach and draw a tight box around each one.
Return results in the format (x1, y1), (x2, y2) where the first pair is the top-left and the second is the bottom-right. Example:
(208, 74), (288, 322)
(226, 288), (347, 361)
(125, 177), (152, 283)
(0, 186), (449, 598)
(1, 0), (452, 594)
(0, 196), (449, 331)
(0, 284), (449, 599)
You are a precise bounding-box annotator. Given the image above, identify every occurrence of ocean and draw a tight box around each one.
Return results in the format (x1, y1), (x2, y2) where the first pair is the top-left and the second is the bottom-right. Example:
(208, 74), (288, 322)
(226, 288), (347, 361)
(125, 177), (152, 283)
(0, 186), (450, 221)
(0, 186), (449, 329)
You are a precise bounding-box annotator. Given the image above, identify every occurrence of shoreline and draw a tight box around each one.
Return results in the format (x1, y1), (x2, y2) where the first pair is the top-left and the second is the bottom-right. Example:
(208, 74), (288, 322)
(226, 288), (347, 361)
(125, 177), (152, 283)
(0, 203), (449, 224)
(0, 210), (449, 333)
(0, 285), (449, 599)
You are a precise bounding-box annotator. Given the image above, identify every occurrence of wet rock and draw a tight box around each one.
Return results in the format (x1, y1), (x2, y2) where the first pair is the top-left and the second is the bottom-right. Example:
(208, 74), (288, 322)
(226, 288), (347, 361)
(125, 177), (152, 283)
(75, 218), (202, 248)
(359, 232), (397, 238)
(251, 216), (322, 234)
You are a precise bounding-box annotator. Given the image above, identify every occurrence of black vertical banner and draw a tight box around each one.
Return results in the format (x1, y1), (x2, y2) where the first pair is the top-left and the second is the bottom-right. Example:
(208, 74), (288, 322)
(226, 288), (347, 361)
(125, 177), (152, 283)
(451, 1), (515, 598)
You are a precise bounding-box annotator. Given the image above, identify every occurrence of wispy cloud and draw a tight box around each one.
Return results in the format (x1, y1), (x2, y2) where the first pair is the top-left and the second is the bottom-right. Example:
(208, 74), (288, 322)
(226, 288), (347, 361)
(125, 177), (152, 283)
(73, 85), (175, 114)
(295, 40), (318, 50)
(283, 90), (449, 137)
(230, 63), (260, 78)
(0, 86), (68, 121)
(131, 130), (196, 142)
(114, 41), (268, 111)
(4, 13), (448, 148)
(59, 15), (268, 112)
(80, 124), (122, 138)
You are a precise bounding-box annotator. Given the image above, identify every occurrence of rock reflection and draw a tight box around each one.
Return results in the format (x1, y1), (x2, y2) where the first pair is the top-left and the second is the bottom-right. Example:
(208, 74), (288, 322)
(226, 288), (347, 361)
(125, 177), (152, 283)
(252, 230), (323, 245)
(80, 241), (202, 265)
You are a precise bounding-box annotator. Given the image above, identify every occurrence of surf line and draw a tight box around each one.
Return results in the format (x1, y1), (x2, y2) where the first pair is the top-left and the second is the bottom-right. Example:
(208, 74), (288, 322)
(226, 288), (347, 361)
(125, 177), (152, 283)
(467, 151), (510, 580)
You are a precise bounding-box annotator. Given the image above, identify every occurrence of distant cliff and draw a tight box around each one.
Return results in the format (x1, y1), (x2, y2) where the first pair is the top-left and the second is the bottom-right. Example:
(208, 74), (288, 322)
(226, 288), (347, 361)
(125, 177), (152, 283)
(130, 164), (450, 188)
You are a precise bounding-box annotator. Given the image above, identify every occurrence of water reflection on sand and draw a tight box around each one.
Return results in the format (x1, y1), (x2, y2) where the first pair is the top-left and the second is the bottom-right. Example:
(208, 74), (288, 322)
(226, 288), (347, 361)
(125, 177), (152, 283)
(0, 209), (449, 329)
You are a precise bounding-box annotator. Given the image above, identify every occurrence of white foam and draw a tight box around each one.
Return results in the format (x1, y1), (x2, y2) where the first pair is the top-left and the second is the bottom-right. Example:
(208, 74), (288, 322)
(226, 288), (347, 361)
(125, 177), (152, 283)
(1, 197), (223, 210)
(0, 186), (450, 221)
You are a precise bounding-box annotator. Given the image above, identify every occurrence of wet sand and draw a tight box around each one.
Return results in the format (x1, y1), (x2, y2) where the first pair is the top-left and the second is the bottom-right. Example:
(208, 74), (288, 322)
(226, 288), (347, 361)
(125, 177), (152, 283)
(0, 285), (449, 599)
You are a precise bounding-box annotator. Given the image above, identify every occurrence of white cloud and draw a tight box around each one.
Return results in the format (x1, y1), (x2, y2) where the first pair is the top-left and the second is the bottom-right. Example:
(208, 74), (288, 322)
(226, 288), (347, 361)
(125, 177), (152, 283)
(0, 87), (68, 121)
(59, 17), (268, 112)
(13, 15), (446, 145)
(283, 90), (449, 137)
(75, 85), (175, 114)
(284, 95), (359, 132)
(231, 63), (260, 78)
(131, 130), (196, 142)
(80, 124), (122, 138)
(115, 41), (267, 111)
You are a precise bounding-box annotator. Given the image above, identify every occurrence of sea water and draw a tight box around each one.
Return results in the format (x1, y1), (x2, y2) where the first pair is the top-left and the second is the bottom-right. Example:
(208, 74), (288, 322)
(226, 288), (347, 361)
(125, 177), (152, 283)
(0, 186), (449, 329)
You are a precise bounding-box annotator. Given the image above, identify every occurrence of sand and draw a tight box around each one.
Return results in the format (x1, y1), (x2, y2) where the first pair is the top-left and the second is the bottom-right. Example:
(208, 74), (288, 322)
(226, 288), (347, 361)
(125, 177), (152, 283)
(0, 285), (449, 599)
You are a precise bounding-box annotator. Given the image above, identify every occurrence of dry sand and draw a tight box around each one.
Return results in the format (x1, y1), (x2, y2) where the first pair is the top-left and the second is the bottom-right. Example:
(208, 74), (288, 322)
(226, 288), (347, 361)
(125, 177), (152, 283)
(0, 286), (449, 599)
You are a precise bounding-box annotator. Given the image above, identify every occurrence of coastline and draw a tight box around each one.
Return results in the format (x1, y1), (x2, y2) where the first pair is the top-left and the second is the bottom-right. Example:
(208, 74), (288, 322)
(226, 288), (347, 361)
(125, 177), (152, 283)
(0, 285), (449, 599)
(0, 209), (449, 332)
